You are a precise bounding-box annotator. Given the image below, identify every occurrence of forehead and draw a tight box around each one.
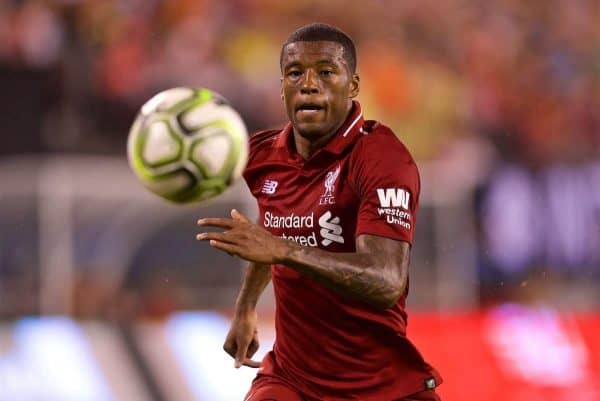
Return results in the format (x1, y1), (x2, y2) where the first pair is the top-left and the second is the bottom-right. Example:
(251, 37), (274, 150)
(282, 41), (347, 67)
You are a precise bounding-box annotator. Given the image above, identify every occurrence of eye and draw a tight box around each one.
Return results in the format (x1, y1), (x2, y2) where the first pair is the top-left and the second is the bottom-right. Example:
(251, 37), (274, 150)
(287, 70), (302, 78)
(320, 69), (333, 76)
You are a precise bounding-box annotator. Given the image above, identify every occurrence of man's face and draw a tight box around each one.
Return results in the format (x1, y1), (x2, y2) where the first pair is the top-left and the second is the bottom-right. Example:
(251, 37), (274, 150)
(281, 41), (359, 140)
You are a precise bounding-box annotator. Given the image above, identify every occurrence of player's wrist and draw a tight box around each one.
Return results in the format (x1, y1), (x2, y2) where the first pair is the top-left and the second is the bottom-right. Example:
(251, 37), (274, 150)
(273, 237), (300, 264)
(233, 302), (257, 317)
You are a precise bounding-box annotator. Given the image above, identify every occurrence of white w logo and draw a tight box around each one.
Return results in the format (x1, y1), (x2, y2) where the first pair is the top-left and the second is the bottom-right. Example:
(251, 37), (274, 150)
(376, 188), (410, 209)
(319, 211), (344, 246)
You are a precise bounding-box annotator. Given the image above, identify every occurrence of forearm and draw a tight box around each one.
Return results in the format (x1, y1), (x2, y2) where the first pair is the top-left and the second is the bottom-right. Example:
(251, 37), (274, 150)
(196, 212), (409, 309)
(280, 241), (408, 309)
(234, 262), (271, 314)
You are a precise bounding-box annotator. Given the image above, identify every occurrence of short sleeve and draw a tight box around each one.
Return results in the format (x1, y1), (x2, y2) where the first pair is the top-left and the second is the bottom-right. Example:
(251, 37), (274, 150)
(242, 129), (280, 196)
(352, 132), (421, 245)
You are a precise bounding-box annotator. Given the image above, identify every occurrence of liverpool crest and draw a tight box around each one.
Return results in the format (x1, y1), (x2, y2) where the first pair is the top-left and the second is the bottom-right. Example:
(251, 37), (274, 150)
(319, 165), (340, 205)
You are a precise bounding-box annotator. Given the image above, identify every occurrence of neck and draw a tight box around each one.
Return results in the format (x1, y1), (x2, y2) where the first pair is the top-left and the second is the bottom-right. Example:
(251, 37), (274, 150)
(293, 103), (353, 160)
(293, 130), (336, 160)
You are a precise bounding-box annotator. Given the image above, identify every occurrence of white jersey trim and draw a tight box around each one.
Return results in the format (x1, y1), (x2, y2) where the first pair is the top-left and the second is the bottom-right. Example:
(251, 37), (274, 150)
(342, 112), (363, 137)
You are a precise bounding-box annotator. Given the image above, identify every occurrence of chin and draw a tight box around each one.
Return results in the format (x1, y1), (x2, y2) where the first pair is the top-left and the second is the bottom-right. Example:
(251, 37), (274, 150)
(294, 122), (331, 139)
(296, 126), (328, 140)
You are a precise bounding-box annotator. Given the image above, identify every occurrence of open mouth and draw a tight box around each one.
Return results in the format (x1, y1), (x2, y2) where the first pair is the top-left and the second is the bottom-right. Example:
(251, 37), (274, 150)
(296, 103), (325, 113)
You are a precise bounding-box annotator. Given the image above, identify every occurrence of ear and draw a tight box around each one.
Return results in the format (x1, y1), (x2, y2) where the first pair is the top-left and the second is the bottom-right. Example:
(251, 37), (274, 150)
(280, 77), (284, 100)
(349, 73), (360, 98)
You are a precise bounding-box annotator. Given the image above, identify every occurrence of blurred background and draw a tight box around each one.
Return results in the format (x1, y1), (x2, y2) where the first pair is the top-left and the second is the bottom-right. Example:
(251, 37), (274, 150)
(1, 0), (599, 400)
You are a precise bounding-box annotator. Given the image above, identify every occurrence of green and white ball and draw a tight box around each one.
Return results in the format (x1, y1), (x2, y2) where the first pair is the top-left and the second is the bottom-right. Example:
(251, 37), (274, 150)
(127, 87), (248, 203)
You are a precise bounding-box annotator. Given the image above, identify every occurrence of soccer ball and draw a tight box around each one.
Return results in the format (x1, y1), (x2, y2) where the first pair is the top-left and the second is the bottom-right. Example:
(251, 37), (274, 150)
(127, 87), (249, 203)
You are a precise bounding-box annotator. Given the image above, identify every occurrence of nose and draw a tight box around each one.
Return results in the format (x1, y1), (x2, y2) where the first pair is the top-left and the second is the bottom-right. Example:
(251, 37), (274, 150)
(300, 70), (319, 94)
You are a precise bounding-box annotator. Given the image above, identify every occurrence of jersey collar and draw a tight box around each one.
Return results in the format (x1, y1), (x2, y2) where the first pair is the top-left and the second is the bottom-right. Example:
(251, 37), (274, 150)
(274, 101), (365, 158)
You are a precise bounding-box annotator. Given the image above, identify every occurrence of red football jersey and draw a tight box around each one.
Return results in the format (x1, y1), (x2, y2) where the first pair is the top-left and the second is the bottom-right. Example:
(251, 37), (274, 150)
(243, 102), (442, 401)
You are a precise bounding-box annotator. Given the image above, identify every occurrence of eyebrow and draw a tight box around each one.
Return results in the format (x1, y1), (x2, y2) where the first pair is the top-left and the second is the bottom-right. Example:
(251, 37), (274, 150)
(283, 59), (340, 70)
(282, 62), (301, 72)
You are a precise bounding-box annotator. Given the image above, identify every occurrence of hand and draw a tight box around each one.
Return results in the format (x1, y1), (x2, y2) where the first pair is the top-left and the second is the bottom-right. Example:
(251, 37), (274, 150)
(196, 209), (291, 264)
(223, 309), (261, 368)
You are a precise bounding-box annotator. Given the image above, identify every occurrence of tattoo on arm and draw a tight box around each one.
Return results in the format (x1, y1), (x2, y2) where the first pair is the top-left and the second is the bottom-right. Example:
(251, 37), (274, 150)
(282, 235), (410, 308)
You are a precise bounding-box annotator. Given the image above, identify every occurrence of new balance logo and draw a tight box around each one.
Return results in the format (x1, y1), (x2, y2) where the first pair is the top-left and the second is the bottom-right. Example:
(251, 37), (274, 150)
(319, 211), (344, 246)
(261, 179), (278, 194)
(376, 188), (410, 209)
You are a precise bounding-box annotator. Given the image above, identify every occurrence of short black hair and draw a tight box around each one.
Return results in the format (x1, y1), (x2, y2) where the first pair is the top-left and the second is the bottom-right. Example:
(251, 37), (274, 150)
(280, 23), (357, 74)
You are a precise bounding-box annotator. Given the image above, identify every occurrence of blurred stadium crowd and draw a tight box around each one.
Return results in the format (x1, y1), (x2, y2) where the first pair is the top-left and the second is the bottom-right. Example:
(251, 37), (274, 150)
(2, 0), (598, 161)
(0, 0), (599, 319)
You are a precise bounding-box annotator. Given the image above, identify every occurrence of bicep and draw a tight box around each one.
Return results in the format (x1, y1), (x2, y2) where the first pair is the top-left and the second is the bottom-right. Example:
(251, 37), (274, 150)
(355, 234), (411, 299)
(355, 234), (411, 274)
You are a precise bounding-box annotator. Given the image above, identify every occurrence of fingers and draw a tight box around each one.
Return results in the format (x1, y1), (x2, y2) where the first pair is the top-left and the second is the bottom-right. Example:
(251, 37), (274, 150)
(223, 339), (237, 359)
(207, 240), (241, 255)
(234, 338), (250, 368)
(224, 339), (261, 368)
(241, 358), (261, 368)
(231, 209), (250, 223)
(196, 233), (240, 258)
(197, 217), (235, 229)
(246, 338), (259, 358)
(196, 231), (235, 243)
(197, 210), (249, 227)
(241, 336), (261, 368)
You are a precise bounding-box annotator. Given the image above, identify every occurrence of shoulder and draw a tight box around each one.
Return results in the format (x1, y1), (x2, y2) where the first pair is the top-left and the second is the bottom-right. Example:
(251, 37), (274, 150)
(352, 120), (416, 166)
(348, 120), (421, 195)
(249, 128), (281, 152)
(243, 128), (283, 188)
(247, 128), (282, 163)
(249, 128), (281, 148)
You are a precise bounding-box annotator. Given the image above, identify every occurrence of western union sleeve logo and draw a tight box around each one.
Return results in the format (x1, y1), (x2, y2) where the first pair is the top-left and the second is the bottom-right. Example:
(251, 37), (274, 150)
(376, 188), (412, 229)
(376, 188), (410, 209)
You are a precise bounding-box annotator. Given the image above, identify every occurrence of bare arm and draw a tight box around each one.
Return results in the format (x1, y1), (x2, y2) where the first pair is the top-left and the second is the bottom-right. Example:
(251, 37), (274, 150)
(234, 262), (271, 314)
(197, 210), (410, 309)
(221, 262), (270, 369)
(282, 234), (409, 309)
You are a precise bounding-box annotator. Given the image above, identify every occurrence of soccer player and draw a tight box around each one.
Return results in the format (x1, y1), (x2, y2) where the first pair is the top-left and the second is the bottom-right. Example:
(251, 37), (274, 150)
(196, 23), (442, 401)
